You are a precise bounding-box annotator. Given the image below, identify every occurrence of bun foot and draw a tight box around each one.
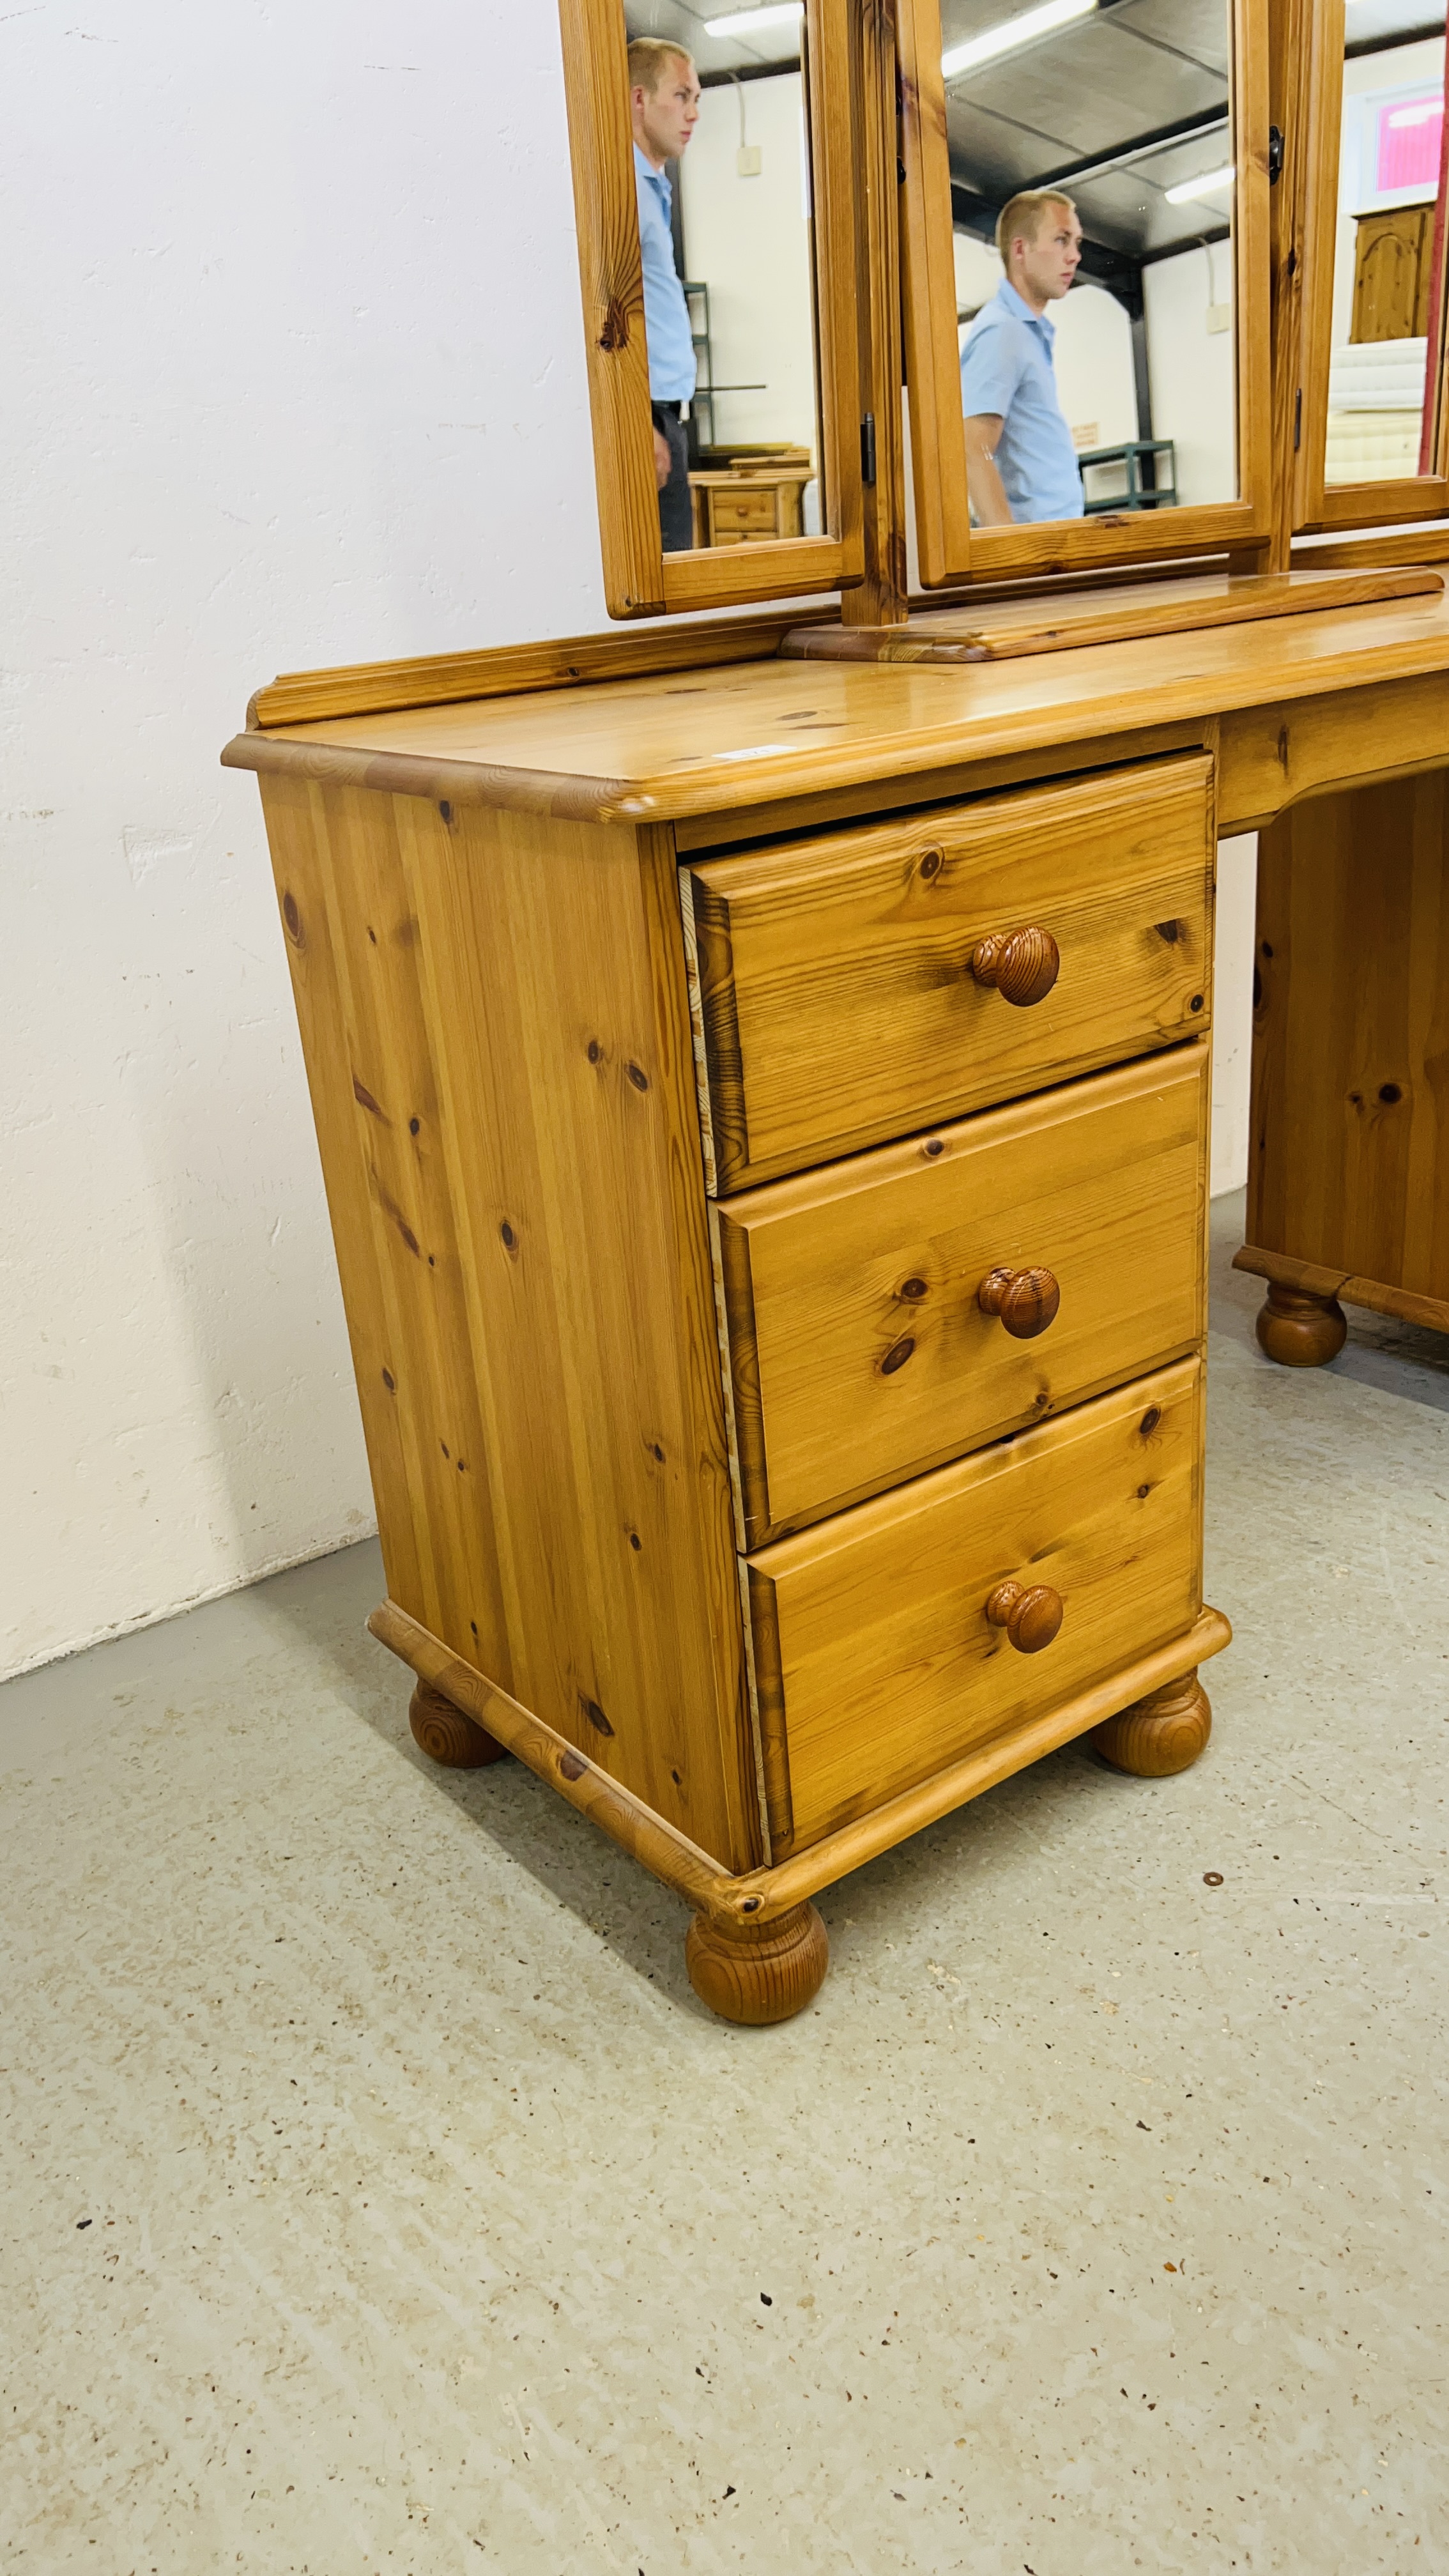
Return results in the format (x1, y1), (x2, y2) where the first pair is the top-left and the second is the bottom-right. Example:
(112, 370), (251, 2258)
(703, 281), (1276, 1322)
(1255, 1284), (1347, 1368)
(409, 1679), (509, 1769)
(686, 1901), (829, 2026)
(1092, 1669), (1212, 1778)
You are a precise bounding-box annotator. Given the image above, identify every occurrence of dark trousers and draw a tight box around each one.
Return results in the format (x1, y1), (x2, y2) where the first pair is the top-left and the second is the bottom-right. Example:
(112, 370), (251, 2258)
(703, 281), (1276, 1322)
(652, 402), (693, 553)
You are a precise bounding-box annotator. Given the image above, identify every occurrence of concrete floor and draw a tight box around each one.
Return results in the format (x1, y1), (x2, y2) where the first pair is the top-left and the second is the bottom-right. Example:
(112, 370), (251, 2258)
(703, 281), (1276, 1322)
(3, 1190), (1447, 2575)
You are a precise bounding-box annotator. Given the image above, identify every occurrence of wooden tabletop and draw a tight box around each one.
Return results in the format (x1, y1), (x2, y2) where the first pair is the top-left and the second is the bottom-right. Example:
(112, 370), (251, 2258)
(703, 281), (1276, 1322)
(223, 589), (1449, 827)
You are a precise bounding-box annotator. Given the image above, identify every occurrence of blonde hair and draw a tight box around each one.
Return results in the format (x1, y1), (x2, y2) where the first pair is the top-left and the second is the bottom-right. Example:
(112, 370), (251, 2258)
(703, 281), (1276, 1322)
(627, 36), (695, 93)
(995, 189), (1078, 263)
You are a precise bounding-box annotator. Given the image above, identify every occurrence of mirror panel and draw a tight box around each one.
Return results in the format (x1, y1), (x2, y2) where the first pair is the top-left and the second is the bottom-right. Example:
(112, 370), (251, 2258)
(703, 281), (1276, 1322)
(558, 0), (862, 618)
(1300, 0), (1449, 523)
(627, 8), (825, 550)
(900, 0), (1271, 583)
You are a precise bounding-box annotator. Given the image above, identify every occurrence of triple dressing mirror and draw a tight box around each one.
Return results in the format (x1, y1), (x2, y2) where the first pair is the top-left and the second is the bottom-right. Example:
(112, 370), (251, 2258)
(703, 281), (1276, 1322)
(558, 0), (864, 617)
(899, 0), (1272, 584)
(1294, 0), (1449, 531)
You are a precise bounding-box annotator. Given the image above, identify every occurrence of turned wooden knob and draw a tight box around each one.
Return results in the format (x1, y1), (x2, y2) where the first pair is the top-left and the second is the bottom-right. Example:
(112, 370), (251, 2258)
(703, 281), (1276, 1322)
(969, 924), (1060, 1007)
(985, 1578), (1063, 1653)
(978, 1265), (1061, 1338)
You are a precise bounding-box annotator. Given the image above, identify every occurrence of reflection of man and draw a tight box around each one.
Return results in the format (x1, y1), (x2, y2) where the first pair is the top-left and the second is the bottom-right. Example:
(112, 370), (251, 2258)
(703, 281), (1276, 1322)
(960, 190), (1084, 524)
(629, 38), (700, 551)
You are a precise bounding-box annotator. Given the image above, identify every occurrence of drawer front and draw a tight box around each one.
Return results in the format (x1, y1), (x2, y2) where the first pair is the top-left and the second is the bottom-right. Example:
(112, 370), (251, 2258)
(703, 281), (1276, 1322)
(747, 1358), (1204, 1857)
(716, 1044), (1207, 1546)
(682, 753), (1213, 1193)
(709, 489), (778, 540)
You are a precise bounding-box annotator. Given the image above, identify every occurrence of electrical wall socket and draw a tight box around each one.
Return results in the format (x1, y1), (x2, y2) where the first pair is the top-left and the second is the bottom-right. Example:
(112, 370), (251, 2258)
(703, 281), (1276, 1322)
(1206, 301), (1232, 335)
(737, 143), (762, 176)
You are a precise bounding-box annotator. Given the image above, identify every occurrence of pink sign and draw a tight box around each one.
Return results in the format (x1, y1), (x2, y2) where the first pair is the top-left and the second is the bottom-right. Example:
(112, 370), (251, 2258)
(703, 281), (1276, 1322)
(1377, 93), (1445, 194)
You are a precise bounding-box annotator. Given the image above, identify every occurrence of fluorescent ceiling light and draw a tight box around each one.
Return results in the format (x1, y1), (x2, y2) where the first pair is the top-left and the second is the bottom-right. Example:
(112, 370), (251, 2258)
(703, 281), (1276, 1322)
(942, 0), (1096, 80)
(1164, 162), (1236, 204)
(703, 3), (803, 36)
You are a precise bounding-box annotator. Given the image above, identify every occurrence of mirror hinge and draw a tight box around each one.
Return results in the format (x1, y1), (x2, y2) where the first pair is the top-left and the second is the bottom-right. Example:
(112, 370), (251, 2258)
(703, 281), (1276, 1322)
(1269, 126), (1285, 185)
(861, 414), (878, 486)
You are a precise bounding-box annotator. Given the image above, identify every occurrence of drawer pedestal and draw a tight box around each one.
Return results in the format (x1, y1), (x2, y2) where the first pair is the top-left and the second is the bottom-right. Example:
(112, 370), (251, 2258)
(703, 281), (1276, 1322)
(249, 733), (1230, 2027)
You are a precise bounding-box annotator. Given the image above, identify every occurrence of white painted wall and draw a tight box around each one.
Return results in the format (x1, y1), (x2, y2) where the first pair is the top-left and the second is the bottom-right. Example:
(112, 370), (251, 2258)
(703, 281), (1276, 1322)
(2, 1), (606, 1680)
(680, 75), (818, 457)
(1142, 243), (1237, 506)
(1053, 286), (1140, 454)
(954, 228), (1005, 316)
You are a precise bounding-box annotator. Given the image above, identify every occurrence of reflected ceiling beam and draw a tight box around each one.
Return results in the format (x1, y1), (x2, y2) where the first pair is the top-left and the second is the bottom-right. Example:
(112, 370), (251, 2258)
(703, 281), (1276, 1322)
(942, 0), (1100, 82)
(1027, 108), (1230, 197)
(1346, 22), (1447, 61)
(698, 56), (799, 82)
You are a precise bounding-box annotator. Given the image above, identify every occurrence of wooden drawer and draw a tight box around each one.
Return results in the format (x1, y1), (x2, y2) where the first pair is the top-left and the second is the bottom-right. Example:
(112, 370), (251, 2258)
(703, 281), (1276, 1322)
(682, 753), (1213, 1192)
(716, 1043), (1207, 1545)
(709, 487), (780, 541)
(746, 1357), (1204, 1857)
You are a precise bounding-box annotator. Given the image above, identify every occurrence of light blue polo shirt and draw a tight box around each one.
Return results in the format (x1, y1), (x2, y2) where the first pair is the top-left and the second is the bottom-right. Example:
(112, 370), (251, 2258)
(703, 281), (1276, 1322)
(960, 279), (1084, 523)
(634, 144), (696, 404)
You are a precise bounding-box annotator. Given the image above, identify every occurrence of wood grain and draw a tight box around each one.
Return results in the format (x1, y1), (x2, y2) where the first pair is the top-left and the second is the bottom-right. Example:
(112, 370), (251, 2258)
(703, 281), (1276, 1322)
(785, 570), (1443, 665)
(1232, 1241), (1449, 1337)
(372, 1598), (740, 1916)
(977, 1264), (1062, 1338)
(985, 1579), (1064, 1656)
(684, 1903), (829, 2023)
(1250, 1283), (1348, 1368)
(804, 0), (868, 606)
(685, 755), (1214, 1191)
(896, 0), (973, 588)
(247, 613), (834, 732)
(374, 1591), (1231, 1926)
(1091, 1669), (1212, 1777)
(259, 779), (759, 1871)
(224, 591), (1449, 829)
(1351, 207), (1434, 346)
(257, 773), (514, 1682)
(1246, 774), (1449, 1310)
(845, 0), (908, 625)
(1218, 666), (1449, 831)
(409, 1678), (508, 1768)
(672, 722), (1208, 852)
(747, 1358), (1207, 1855)
(246, 567), (1354, 736)
(1294, 532), (1449, 571)
(714, 1045), (1209, 1544)
(1267, 0), (1311, 569)
(556, 0), (664, 617)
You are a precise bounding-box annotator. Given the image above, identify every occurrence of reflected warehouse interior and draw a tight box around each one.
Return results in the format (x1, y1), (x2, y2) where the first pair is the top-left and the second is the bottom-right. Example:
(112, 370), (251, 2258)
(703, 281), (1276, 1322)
(1322, 0), (1448, 489)
(939, 0), (1240, 526)
(624, 1), (827, 553)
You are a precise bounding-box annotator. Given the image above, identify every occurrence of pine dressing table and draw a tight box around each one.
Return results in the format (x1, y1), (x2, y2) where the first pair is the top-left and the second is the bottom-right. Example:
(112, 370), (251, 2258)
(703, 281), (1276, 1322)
(223, 0), (1449, 2020)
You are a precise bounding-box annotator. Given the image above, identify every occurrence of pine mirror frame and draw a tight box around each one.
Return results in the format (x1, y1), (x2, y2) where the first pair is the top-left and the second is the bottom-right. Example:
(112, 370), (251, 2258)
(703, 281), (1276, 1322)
(898, 0), (1274, 586)
(1291, 0), (1449, 535)
(556, 0), (865, 619)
